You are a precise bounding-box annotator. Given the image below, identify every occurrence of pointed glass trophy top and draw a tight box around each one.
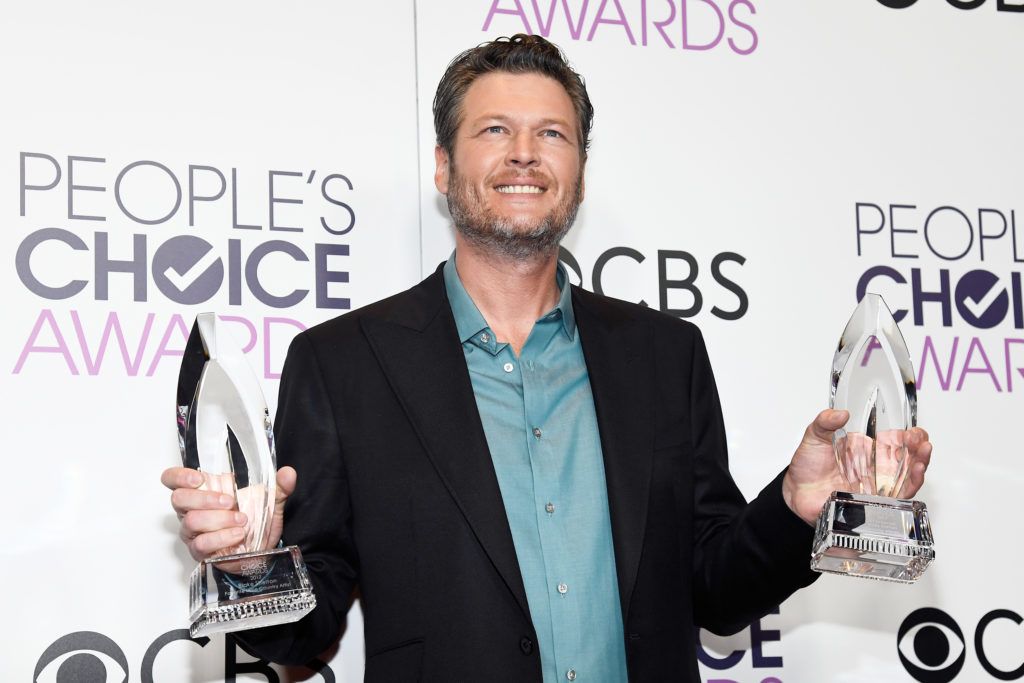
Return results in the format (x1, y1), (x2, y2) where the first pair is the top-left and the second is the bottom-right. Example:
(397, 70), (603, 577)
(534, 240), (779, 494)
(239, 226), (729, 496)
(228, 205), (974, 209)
(176, 313), (276, 556)
(830, 294), (917, 498)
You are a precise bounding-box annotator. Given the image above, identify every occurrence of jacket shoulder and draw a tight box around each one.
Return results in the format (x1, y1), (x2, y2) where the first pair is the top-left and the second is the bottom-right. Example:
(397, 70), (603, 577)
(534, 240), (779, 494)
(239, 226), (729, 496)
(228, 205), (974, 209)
(571, 285), (704, 341)
(299, 268), (447, 349)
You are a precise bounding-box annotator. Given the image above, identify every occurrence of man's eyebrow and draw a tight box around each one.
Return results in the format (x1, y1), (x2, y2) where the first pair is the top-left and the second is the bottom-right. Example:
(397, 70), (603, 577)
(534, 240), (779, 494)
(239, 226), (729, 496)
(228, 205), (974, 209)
(469, 114), (574, 129)
(467, 113), (512, 127)
(535, 117), (573, 129)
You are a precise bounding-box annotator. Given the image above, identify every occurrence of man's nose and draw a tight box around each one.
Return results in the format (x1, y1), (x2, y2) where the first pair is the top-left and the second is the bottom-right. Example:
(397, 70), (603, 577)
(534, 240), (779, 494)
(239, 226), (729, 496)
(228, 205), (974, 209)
(506, 131), (540, 167)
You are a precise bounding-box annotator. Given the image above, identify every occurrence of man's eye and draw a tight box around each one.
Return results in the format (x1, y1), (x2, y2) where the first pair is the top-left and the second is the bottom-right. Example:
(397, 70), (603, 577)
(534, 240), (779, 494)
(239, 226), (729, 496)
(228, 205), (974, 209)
(542, 130), (563, 138)
(486, 126), (505, 134)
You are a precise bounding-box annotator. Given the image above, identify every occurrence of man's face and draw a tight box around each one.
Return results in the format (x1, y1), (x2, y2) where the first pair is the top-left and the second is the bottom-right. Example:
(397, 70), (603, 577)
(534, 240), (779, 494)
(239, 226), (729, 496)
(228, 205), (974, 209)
(435, 71), (585, 260)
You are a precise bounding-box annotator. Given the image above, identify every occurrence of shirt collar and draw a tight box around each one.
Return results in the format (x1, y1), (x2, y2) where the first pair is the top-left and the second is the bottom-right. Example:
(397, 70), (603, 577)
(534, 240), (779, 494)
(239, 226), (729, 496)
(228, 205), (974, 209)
(443, 251), (577, 348)
(444, 253), (492, 347)
(551, 260), (577, 340)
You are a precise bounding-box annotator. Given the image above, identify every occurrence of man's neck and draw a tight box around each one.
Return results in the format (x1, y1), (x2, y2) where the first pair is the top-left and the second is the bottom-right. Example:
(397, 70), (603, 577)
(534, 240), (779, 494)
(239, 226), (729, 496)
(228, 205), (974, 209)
(453, 238), (561, 356)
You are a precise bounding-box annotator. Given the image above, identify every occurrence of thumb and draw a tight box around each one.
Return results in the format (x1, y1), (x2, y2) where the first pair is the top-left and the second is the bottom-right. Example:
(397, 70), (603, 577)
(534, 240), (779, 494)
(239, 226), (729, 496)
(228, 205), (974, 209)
(806, 409), (849, 444)
(276, 466), (297, 502)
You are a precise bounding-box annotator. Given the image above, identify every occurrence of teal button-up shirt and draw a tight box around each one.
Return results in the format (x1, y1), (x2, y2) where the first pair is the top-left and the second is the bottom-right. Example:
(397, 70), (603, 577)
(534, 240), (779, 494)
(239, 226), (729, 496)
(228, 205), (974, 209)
(444, 254), (628, 683)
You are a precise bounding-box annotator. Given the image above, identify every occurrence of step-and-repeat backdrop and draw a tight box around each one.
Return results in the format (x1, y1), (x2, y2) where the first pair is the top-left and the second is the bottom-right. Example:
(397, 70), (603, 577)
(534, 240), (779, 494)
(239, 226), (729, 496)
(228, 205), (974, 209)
(3, 1), (1020, 681)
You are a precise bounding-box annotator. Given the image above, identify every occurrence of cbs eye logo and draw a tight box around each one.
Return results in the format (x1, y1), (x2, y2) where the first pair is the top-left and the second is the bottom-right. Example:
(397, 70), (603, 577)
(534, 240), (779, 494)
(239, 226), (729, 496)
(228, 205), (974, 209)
(897, 607), (1024, 682)
(33, 632), (128, 683)
(897, 608), (966, 682)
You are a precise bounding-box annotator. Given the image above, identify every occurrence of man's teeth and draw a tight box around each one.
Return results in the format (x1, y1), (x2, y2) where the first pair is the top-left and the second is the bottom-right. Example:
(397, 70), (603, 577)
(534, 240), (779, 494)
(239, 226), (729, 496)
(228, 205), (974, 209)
(496, 185), (544, 194)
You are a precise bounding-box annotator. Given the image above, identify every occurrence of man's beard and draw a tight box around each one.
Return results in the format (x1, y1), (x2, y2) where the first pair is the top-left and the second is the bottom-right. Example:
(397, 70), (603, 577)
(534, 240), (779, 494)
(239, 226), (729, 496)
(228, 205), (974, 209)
(446, 165), (582, 262)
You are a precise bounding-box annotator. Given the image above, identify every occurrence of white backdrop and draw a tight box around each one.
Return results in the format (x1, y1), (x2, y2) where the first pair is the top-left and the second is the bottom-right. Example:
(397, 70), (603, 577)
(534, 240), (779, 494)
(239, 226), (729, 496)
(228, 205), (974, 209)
(2, 1), (1021, 681)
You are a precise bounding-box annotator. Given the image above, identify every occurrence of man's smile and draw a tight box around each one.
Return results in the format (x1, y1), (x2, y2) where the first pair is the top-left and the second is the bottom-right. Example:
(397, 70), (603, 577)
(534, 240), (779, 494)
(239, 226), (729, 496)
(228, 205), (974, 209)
(492, 175), (550, 196)
(495, 184), (545, 194)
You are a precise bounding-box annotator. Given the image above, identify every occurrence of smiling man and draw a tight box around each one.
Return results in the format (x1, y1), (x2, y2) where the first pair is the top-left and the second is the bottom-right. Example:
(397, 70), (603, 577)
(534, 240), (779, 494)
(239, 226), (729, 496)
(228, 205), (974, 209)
(162, 34), (932, 682)
(438, 69), (584, 267)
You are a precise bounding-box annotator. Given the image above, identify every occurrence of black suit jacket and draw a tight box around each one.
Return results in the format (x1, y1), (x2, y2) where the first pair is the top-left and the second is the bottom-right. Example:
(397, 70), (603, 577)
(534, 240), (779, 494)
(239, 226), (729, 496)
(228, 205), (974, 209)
(237, 264), (818, 681)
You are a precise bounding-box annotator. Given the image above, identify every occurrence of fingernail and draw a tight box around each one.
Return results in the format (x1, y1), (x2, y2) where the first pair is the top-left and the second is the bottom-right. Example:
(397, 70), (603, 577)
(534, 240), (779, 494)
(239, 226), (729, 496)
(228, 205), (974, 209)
(234, 513), (246, 525)
(219, 495), (233, 508)
(188, 472), (203, 487)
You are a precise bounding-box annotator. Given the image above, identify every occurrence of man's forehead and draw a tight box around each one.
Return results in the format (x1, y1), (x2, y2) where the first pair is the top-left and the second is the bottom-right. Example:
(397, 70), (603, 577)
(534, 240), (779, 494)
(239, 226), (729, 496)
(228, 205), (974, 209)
(458, 72), (575, 124)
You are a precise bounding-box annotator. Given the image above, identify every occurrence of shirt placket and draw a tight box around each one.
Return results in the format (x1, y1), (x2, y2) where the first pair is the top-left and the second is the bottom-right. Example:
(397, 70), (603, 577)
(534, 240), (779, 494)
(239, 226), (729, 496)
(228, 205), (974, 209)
(521, 321), (582, 682)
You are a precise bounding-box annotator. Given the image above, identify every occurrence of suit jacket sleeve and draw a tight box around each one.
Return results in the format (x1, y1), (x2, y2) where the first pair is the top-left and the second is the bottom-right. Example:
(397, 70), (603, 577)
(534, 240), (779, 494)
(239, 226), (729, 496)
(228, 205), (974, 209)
(234, 331), (359, 665)
(686, 327), (819, 636)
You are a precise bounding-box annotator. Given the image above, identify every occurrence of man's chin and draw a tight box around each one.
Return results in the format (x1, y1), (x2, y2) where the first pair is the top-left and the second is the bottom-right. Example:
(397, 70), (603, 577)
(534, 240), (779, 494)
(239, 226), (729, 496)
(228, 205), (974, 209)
(482, 206), (549, 228)
(447, 182), (580, 260)
(455, 218), (572, 261)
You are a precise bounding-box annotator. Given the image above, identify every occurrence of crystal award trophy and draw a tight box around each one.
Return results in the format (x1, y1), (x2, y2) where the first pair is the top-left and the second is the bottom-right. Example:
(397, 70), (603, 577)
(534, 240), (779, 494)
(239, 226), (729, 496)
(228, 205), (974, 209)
(810, 294), (935, 583)
(177, 313), (316, 637)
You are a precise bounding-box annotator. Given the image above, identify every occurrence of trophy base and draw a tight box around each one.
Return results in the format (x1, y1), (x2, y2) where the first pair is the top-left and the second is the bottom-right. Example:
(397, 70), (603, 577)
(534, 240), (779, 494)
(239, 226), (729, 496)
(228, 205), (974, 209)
(811, 491), (935, 583)
(189, 545), (316, 638)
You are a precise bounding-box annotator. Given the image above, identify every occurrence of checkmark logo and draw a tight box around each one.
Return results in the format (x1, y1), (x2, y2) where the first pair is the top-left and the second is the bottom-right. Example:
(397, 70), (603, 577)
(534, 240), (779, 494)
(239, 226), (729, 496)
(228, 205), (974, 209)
(163, 247), (221, 292)
(152, 235), (225, 305)
(961, 282), (1003, 319)
(956, 270), (1008, 329)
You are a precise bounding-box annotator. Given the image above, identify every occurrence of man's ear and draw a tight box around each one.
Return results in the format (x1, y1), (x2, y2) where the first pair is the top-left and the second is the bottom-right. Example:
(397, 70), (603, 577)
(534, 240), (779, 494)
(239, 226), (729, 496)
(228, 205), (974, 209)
(434, 145), (450, 194)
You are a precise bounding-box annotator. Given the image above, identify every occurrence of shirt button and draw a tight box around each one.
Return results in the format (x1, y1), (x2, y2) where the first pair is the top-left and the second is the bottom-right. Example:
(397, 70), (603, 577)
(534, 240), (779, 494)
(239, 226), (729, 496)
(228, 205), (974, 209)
(545, 502), (555, 514)
(567, 669), (577, 681)
(519, 636), (533, 655)
(557, 582), (568, 595)
(480, 332), (490, 343)
(532, 427), (542, 438)
(503, 362), (514, 372)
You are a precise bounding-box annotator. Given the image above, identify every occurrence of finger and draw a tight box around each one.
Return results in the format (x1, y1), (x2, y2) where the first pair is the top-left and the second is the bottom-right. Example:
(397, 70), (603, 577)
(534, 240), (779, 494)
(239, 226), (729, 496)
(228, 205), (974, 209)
(806, 409), (849, 443)
(909, 435), (933, 464)
(900, 462), (926, 498)
(900, 440), (932, 498)
(170, 488), (237, 517)
(161, 467), (204, 491)
(180, 509), (248, 540)
(277, 466), (297, 501)
(190, 527), (246, 560)
(907, 427), (930, 447)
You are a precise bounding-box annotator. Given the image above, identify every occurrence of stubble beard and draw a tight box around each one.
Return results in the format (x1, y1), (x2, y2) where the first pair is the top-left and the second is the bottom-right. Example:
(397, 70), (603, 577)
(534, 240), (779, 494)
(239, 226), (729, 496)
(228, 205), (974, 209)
(446, 164), (582, 262)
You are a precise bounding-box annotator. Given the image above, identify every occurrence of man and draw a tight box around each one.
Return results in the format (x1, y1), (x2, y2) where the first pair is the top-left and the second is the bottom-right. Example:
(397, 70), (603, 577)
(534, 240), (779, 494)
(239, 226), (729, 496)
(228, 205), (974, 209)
(162, 34), (932, 681)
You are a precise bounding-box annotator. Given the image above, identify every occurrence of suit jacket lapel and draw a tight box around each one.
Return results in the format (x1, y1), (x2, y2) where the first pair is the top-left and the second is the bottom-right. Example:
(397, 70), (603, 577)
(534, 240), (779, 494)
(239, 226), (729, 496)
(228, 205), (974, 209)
(573, 288), (654, 624)
(360, 268), (532, 622)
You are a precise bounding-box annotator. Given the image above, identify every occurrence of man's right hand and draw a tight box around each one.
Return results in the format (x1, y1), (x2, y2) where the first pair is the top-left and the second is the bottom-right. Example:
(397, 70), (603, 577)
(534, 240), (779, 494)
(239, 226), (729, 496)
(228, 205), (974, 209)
(161, 465), (297, 562)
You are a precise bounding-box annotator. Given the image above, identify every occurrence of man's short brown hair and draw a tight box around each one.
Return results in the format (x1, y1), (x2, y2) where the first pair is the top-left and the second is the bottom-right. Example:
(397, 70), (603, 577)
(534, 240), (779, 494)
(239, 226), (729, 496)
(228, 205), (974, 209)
(433, 34), (594, 160)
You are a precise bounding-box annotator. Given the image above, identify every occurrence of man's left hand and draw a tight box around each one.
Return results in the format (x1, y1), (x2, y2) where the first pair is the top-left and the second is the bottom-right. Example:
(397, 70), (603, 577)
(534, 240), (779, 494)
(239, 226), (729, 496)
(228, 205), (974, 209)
(781, 409), (933, 526)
